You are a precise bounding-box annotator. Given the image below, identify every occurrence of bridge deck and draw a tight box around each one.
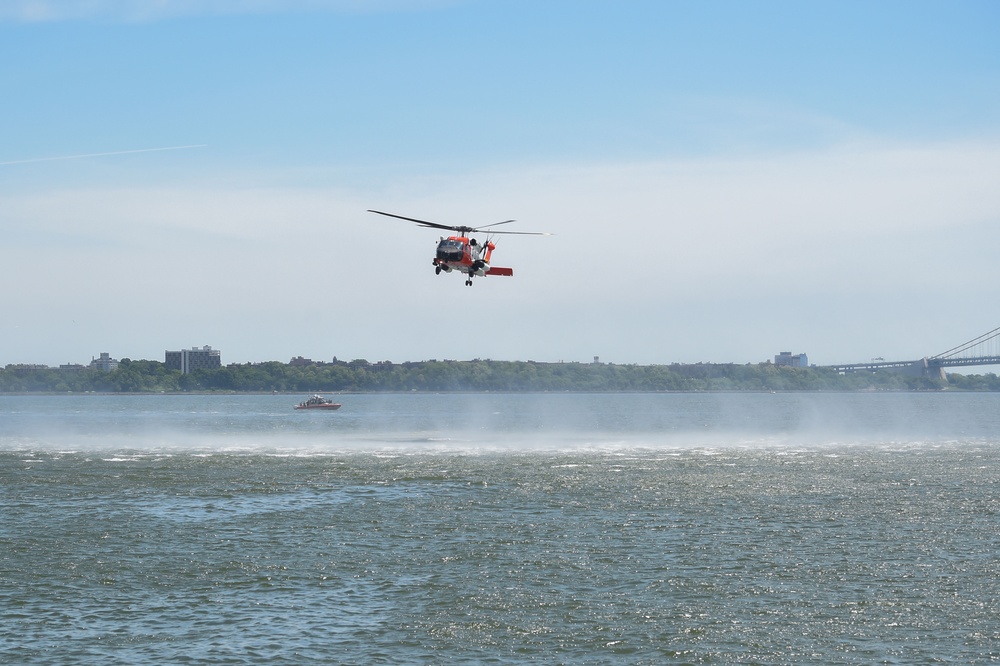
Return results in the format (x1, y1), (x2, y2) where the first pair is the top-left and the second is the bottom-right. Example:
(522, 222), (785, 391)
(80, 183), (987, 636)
(825, 356), (1000, 373)
(824, 326), (1000, 374)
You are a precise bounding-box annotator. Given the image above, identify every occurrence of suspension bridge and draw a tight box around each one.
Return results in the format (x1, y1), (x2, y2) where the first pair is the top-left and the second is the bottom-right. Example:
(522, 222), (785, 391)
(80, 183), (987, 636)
(825, 325), (1000, 379)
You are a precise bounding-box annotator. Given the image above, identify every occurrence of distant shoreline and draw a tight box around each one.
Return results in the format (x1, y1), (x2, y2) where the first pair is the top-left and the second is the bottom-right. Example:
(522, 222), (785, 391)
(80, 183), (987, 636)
(3, 359), (997, 393)
(0, 388), (988, 396)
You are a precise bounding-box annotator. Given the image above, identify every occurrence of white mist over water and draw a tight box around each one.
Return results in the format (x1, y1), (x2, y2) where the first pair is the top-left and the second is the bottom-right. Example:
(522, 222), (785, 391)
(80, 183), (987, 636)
(2, 392), (998, 455)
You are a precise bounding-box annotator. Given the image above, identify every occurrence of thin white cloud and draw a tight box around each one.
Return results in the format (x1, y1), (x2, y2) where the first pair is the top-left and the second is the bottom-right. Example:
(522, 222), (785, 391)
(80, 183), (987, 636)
(0, 0), (459, 22)
(0, 145), (207, 166)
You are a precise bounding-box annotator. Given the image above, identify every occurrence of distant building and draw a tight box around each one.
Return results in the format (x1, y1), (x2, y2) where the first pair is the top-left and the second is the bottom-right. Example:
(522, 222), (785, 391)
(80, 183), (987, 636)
(165, 345), (221, 374)
(89, 352), (119, 372)
(289, 356), (314, 367)
(774, 351), (809, 367)
(59, 363), (86, 370)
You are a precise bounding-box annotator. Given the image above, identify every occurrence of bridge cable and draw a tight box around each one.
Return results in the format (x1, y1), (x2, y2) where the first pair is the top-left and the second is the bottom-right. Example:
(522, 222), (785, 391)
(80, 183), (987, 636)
(931, 325), (1000, 360)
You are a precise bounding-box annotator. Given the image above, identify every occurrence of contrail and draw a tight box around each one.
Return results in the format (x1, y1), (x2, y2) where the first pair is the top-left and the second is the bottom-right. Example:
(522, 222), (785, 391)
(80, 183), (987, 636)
(0, 144), (208, 166)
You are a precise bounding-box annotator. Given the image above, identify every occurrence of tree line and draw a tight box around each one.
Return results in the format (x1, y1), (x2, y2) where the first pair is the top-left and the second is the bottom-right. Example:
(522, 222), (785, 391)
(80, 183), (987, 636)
(2, 358), (998, 393)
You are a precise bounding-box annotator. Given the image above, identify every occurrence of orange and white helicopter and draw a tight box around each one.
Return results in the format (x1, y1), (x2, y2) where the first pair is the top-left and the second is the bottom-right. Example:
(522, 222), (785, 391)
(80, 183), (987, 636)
(368, 209), (550, 286)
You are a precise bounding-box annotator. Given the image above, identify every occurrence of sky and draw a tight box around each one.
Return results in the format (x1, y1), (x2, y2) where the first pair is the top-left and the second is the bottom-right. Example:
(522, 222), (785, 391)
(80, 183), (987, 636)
(2, 0), (999, 369)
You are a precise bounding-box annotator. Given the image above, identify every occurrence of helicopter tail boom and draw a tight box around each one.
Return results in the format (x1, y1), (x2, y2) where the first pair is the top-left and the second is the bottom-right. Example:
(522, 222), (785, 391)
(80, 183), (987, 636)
(485, 266), (513, 277)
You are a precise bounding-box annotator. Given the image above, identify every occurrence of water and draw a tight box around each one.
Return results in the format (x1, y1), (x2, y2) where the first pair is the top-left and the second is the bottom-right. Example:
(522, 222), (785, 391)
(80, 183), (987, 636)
(2, 392), (999, 664)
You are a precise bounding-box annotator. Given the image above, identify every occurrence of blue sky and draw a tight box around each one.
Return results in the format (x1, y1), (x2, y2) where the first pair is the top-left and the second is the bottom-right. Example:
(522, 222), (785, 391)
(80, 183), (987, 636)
(2, 0), (999, 368)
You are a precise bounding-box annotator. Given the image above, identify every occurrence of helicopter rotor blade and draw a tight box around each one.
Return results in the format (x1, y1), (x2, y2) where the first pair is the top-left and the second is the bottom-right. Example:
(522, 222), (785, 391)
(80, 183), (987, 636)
(367, 209), (463, 233)
(473, 219), (516, 231)
(472, 220), (552, 236)
(481, 230), (553, 236)
(368, 209), (551, 236)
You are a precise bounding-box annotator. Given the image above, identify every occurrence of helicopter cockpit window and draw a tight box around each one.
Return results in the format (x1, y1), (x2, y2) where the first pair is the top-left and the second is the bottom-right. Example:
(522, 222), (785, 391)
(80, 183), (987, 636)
(436, 239), (465, 262)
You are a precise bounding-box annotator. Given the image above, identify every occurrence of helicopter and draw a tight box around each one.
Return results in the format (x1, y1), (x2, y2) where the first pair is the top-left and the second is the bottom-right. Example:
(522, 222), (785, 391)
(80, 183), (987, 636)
(367, 209), (550, 286)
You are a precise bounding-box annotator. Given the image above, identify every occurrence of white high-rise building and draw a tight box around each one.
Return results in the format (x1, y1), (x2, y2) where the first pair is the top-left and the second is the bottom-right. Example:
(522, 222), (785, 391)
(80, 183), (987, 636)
(90, 352), (119, 372)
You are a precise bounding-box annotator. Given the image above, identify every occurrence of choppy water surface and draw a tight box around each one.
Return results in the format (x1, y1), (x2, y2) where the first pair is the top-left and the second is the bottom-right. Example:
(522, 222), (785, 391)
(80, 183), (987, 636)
(2, 392), (999, 664)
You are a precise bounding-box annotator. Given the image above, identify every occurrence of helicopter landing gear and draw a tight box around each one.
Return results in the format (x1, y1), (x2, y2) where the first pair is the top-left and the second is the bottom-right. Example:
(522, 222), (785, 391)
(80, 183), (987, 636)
(435, 266), (442, 275)
(465, 278), (473, 286)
